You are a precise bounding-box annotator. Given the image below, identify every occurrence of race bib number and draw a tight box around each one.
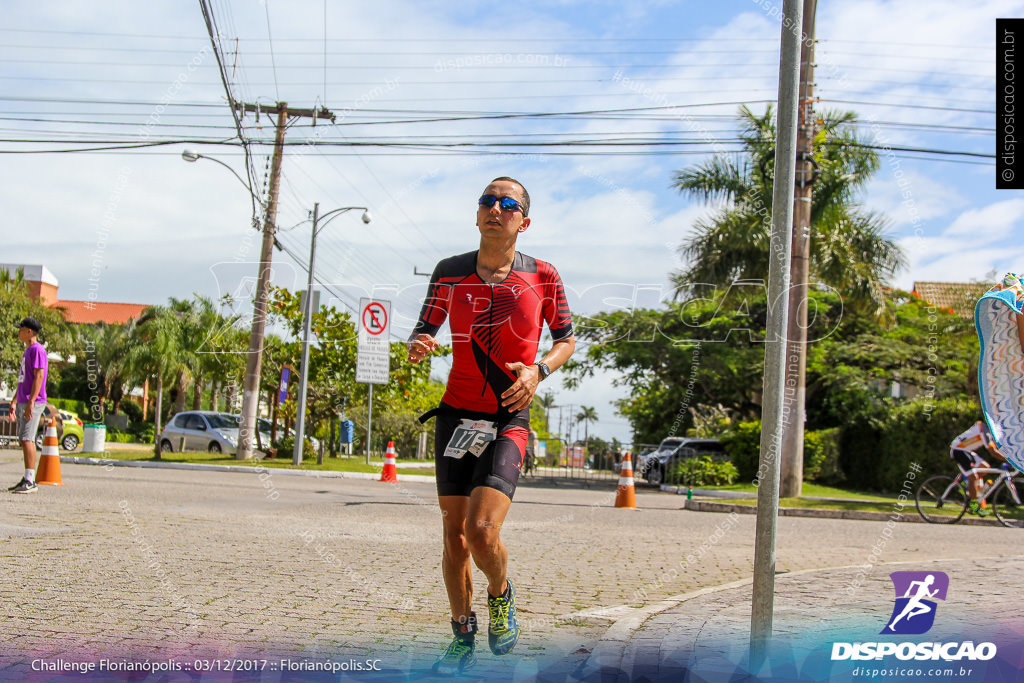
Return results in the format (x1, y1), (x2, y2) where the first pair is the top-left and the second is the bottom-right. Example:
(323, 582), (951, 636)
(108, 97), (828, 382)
(444, 419), (497, 459)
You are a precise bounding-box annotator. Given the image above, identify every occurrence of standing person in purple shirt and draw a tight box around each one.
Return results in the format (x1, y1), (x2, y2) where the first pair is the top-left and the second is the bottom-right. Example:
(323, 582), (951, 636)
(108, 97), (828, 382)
(8, 317), (48, 494)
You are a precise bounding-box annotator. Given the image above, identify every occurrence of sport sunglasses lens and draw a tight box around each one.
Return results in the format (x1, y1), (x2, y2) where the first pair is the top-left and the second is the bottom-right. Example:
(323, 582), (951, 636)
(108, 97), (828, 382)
(478, 195), (523, 212)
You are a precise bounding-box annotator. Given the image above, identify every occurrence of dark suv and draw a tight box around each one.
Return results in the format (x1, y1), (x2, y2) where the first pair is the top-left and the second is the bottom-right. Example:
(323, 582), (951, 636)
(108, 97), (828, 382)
(645, 438), (727, 485)
(0, 400), (65, 450)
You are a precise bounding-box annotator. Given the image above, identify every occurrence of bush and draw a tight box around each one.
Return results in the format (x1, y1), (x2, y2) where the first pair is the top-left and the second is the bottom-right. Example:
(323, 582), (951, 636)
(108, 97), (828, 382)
(119, 400), (143, 423)
(274, 435), (316, 460)
(874, 397), (981, 491)
(49, 397), (90, 418)
(107, 433), (134, 444)
(669, 456), (739, 486)
(804, 428), (843, 485)
(723, 420), (844, 485)
(721, 420), (764, 482)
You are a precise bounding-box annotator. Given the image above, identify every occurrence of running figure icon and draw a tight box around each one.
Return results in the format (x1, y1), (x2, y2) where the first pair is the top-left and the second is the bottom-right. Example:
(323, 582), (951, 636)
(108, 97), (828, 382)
(886, 574), (939, 632)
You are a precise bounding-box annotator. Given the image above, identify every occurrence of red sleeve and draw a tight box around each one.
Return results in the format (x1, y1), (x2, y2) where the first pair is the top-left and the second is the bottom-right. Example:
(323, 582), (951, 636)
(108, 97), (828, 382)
(539, 261), (573, 341)
(411, 264), (452, 339)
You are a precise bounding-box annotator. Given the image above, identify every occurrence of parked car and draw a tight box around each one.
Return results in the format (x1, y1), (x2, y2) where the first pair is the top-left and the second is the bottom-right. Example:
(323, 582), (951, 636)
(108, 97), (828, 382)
(0, 400), (65, 450)
(645, 438), (727, 485)
(159, 411), (241, 454)
(637, 437), (686, 478)
(57, 410), (84, 450)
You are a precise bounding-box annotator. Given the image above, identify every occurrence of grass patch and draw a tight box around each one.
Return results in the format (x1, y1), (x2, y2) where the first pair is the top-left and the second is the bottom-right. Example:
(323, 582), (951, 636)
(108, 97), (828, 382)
(699, 481), (901, 503)
(87, 449), (434, 477)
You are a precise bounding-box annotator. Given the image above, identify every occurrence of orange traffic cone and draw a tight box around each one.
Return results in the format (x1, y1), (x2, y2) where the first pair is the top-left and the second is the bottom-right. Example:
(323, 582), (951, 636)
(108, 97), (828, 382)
(36, 419), (64, 486)
(614, 452), (636, 509)
(379, 441), (398, 482)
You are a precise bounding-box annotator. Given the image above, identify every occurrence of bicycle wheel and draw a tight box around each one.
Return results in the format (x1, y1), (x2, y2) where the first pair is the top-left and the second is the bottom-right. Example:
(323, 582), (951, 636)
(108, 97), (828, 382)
(916, 475), (968, 524)
(992, 480), (1024, 528)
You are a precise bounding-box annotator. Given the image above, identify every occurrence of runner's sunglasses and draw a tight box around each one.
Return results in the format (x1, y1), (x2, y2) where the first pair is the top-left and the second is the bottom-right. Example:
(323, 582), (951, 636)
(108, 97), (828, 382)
(478, 194), (525, 214)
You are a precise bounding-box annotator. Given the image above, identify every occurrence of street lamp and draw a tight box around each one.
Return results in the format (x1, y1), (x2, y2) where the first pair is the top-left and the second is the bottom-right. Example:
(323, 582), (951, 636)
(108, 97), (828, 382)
(182, 148), (273, 462)
(293, 202), (371, 466)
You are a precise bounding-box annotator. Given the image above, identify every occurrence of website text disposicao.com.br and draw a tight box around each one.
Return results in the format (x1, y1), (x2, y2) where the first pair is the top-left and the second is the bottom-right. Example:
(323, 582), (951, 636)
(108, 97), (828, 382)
(852, 665), (980, 678)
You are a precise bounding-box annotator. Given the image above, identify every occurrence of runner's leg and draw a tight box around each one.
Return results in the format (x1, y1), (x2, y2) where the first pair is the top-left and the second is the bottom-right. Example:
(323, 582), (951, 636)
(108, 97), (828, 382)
(465, 486), (513, 598)
(439, 495), (473, 623)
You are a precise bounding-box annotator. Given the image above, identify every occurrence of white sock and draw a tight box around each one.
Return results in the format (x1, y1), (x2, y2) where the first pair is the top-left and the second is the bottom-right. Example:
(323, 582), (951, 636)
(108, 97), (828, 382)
(25, 469), (35, 484)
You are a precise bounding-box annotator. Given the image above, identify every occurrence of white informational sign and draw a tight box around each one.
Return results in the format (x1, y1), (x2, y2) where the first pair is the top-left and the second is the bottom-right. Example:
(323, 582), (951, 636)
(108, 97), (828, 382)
(356, 298), (391, 385)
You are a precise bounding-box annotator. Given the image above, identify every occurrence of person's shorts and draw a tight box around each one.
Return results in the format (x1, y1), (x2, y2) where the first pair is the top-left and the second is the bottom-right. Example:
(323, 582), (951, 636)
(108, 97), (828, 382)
(951, 448), (987, 472)
(16, 402), (44, 443)
(434, 406), (529, 500)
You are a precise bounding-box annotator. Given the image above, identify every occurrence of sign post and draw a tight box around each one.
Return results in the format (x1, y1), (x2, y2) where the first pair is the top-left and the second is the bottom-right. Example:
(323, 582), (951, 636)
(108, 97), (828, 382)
(356, 298), (391, 464)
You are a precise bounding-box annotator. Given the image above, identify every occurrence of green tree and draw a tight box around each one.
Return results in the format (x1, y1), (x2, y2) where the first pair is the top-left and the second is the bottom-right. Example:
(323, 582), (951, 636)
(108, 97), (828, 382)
(575, 405), (598, 451)
(123, 305), (183, 456)
(671, 105), (906, 316)
(0, 267), (74, 391)
(565, 287), (970, 449)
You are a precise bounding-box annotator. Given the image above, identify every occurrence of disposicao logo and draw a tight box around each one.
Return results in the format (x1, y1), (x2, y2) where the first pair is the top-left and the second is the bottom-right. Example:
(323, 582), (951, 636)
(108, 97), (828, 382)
(831, 570), (997, 662)
(882, 571), (948, 635)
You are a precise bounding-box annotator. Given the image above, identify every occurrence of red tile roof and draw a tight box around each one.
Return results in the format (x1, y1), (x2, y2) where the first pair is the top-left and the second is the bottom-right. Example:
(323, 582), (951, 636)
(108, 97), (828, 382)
(912, 281), (993, 319)
(54, 300), (149, 325)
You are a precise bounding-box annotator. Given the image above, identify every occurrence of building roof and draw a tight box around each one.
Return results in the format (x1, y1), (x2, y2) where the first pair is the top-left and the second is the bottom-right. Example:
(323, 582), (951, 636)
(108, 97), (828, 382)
(912, 281), (993, 319)
(55, 300), (149, 325)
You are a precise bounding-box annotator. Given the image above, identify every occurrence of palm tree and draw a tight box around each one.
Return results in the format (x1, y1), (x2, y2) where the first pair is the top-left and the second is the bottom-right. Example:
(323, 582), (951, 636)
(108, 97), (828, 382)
(575, 405), (598, 454)
(538, 391), (556, 435)
(671, 105), (906, 316)
(123, 306), (184, 457)
(76, 322), (131, 415)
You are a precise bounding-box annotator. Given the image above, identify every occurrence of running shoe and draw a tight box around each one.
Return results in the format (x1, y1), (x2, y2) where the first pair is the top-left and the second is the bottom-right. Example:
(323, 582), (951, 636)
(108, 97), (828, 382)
(10, 479), (37, 494)
(434, 614), (477, 674)
(968, 500), (990, 517)
(8, 478), (27, 492)
(487, 579), (520, 655)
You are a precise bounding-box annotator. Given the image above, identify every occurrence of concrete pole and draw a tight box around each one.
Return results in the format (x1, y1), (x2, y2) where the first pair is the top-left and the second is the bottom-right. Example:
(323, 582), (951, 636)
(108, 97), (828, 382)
(237, 104), (287, 460)
(750, 0), (803, 662)
(780, 0), (818, 499)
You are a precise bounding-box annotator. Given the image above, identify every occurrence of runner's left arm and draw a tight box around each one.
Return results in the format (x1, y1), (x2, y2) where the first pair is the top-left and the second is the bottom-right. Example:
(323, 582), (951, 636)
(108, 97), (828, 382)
(501, 261), (576, 411)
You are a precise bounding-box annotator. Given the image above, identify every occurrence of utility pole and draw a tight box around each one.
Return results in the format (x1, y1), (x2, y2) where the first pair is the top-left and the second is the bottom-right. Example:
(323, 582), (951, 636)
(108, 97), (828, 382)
(234, 101), (334, 460)
(750, 0), (802, 662)
(779, 0), (818, 498)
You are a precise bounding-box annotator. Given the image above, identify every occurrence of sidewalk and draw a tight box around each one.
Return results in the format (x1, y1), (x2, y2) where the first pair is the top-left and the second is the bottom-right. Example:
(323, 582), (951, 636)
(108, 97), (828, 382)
(577, 556), (1024, 682)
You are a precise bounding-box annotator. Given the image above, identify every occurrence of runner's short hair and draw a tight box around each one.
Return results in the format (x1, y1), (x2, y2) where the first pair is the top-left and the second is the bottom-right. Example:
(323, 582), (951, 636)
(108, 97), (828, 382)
(491, 176), (530, 217)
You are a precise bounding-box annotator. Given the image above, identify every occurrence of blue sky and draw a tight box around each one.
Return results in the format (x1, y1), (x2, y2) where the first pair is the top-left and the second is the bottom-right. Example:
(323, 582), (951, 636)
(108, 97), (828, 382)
(2, 0), (1021, 444)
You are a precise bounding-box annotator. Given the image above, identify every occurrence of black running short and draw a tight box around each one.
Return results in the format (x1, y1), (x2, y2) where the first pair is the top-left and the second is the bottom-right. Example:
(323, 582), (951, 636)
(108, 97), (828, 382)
(951, 448), (986, 472)
(433, 406), (529, 500)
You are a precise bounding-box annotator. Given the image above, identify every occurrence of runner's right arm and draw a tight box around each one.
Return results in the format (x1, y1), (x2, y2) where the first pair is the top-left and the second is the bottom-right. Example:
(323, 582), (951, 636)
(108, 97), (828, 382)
(408, 261), (451, 363)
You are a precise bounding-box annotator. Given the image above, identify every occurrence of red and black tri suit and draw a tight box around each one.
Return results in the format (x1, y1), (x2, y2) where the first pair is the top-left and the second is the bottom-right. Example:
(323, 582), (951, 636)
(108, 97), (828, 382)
(413, 250), (573, 498)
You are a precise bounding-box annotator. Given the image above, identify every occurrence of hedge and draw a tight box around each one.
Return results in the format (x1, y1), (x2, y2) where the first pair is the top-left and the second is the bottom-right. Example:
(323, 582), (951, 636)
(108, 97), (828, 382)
(721, 420), (843, 485)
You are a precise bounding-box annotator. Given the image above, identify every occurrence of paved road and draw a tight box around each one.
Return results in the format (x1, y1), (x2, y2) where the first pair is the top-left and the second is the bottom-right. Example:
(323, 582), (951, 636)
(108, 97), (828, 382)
(1, 453), (1019, 681)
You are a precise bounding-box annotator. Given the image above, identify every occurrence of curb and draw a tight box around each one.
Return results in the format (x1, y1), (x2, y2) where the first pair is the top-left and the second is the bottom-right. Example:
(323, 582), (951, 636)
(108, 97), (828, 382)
(682, 498), (1004, 526)
(58, 456), (437, 483)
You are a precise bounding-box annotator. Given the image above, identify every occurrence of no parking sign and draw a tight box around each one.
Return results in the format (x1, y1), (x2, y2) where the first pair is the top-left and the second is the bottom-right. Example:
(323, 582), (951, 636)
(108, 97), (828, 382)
(356, 298), (391, 385)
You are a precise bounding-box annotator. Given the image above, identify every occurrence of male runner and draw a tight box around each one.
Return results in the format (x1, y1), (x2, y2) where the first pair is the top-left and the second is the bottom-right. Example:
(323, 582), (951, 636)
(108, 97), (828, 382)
(408, 177), (575, 673)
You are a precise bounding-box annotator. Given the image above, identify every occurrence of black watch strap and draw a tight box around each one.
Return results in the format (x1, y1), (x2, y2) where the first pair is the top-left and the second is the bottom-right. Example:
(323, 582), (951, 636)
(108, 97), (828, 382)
(537, 362), (551, 380)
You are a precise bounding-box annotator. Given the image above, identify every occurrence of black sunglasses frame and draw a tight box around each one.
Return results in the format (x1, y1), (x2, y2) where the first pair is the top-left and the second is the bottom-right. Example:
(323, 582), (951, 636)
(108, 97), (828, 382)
(478, 194), (525, 214)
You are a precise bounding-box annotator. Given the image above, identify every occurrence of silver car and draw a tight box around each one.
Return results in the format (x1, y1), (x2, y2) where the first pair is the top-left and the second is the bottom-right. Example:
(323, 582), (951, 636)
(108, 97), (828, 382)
(159, 411), (240, 454)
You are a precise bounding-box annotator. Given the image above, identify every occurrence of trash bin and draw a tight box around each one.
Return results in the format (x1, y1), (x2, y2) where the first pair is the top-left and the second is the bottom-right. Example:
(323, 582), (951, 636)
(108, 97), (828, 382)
(83, 424), (106, 453)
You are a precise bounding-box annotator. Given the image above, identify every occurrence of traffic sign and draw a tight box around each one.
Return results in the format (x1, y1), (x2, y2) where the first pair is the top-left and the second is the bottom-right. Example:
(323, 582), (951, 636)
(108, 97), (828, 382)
(357, 297), (391, 385)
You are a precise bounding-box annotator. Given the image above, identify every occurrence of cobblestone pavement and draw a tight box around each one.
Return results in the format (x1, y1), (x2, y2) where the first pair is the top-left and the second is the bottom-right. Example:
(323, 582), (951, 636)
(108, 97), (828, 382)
(1, 455), (1019, 681)
(597, 557), (1024, 682)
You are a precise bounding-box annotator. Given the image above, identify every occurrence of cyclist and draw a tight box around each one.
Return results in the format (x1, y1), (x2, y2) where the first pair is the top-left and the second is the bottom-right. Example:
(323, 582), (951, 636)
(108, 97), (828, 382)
(950, 420), (1008, 514)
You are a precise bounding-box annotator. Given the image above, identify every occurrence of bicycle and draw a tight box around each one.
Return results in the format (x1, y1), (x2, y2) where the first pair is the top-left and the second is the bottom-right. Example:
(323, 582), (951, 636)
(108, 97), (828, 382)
(916, 463), (1024, 527)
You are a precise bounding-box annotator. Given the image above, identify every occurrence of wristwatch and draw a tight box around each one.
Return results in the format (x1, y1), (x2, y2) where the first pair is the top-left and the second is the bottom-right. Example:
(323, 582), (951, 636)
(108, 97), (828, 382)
(537, 362), (551, 381)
